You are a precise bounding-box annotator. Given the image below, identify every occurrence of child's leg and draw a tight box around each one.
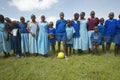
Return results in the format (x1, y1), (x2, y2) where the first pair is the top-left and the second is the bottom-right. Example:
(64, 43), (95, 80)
(102, 44), (105, 52)
(51, 45), (55, 56)
(114, 44), (119, 56)
(63, 42), (67, 57)
(66, 46), (68, 56)
(58, 42), (61, 52)
(106, 42), (111, 53)
(69, 46), (72, 56)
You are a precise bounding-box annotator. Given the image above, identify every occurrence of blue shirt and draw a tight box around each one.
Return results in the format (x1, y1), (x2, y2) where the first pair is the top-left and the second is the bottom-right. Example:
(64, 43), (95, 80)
(115, 20), (120, 34)
(18, 23), (28, 33)
(48, 28), (56, 35)
(56, 19), (66, 33)
(91, 32), (102, 44)
(98, 24), (105, 36)
(71, 20), (80, 38)
(104, 19), (117, 36)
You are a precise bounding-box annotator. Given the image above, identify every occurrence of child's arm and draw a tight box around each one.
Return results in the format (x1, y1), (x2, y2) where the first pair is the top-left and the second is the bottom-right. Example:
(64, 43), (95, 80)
(90, 33), (94, 43)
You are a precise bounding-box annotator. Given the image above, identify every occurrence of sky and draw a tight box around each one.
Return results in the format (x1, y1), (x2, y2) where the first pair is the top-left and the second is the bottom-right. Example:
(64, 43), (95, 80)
(0, 0), (120, 23)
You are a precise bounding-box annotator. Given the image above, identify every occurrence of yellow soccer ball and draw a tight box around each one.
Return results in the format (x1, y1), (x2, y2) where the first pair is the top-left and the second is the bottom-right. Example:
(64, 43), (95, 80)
(57, 52), (64, 59)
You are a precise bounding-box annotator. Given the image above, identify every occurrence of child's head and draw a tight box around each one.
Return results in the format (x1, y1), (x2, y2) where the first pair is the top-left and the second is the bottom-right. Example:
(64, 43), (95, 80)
(59, 12), (64, 20)
(41, 15), (45, 22)
(49, 21), (53, 28)
(94, 26), (98, 33)
(31, 14), (36, 22)
(108, 12), (114, 20)
(0, 14), (4, 23)
(20, 16), (25, 23)
(74, 13), (79, 20)
(80, 12), (85, 19)
(66, 19), (71, 27)
(99, 18), (104, 25)
(90, 11), (95, 18)
(11, 21), (17, 28)
(5, 17), (11, 23)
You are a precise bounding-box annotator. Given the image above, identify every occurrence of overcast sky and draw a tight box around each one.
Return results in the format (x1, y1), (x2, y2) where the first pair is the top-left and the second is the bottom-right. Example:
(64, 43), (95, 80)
(0, 0), (120, 23)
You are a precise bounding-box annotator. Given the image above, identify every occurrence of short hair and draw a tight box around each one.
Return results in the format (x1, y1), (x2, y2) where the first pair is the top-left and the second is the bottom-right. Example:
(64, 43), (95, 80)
(0, 14), (4, 23)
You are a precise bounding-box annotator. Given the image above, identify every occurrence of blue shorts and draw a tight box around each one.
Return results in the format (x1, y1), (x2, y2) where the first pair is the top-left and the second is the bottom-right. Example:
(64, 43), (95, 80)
(56, 33), (67, 42)
(105, 36), (113, 43)
(49, 38), (56, 45)
(66, 44), (73, 47)
(114, 34), (120, 44)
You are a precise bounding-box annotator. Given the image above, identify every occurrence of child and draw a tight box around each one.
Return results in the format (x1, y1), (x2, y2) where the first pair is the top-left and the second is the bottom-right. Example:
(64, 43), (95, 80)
(18, 17), (29, 57)
(37, 15), (49, 57)
(0, 14), (11, 58)
(66, 20), (75, 56)
(48, 21), (56, 56)
(71, 13), (80, 54)
(104, 12), (117, 53)
(56, 12), (67, 57)
(27, 14), (39, 56)
(11, 21), (21, 58)
(79, 12), (88, 52)
(98, 18), (105, 52)
(88, 11), (99, 53)
(114, 14), (120, 56)
(91, 26), (102, 53)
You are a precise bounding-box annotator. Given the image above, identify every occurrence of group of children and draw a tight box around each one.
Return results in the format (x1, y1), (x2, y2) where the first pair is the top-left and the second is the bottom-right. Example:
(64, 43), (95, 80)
(0, 11), (120, 58)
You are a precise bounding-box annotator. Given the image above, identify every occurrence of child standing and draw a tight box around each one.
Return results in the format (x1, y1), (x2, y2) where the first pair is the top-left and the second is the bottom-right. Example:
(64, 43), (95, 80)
(88, 11), (99, 53)
(18, 17), (29, 56)
(98, 18), (105, 52)
(27, 14), (39, 56)
(37, 15), (49, 57)
(0, 14), (11, 58)
(104, 12), (117, 53)
(66, 20), (75, 56)
(114, 14), (120, 56)
(56, 12), (67, 57)
(48, 22), (56, 56)
(11, 21), (21, 58)
(71, 13), (80, 54)
(91, 26), (102, 53)
(79, 12), (88, 52)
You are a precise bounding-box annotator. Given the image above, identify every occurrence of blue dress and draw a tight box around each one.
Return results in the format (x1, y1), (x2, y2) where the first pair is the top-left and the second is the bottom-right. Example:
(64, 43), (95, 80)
(98, 24), (105, 45)
(28, 22), (38, 54)
(66, 26), (75, 46)
(0, 23), (11, 53)
(114, 20), (120, 44)
(79, 19), (88, 50)
(104, 19), (117, 43)
(71, 20), (80, 49)
(56, 19), (67, 42)
(48, 28), (56, 45)
(38, 22), (49, 55)
(18, 23), (29, 53)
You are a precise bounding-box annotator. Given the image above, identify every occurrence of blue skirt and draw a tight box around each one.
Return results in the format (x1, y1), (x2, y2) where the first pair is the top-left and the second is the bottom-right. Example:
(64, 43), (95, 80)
(114, 34), (120, 44)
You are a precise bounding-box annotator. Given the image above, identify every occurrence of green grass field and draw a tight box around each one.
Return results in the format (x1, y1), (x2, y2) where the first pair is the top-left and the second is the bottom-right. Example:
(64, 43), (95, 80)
(0, 45), (120, 80)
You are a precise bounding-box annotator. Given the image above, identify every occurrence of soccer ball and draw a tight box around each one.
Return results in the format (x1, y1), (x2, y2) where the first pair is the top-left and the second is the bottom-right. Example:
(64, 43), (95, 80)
(57, 52), (64, 59)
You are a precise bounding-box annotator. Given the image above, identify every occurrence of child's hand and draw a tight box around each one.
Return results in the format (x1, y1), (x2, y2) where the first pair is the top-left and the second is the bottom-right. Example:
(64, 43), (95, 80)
(31, 33), (36, 38)
(67, 38), (71, 42)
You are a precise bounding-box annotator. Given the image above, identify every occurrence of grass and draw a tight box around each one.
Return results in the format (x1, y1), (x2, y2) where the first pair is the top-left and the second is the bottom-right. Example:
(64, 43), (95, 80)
(0, 44), (120, 80)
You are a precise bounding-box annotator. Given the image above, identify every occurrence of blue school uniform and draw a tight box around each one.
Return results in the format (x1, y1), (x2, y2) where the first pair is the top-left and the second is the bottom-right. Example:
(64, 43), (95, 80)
(38, 22), (49, 55)
(48, 28), (56, 45)
(18, 23), (29, 53)
(91, 32), (102, 45)
(114, 20), (120, 44)
(66, 26), (75, 47)
(0, 23), (11, 53)
(56, 19), (67, 42)
(104, 19), (117, 43)
(98, 24), (105, 45)
(28, 22), (38, 54)
(79, 19), (88, 50)
(71, 20), (80, 49)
